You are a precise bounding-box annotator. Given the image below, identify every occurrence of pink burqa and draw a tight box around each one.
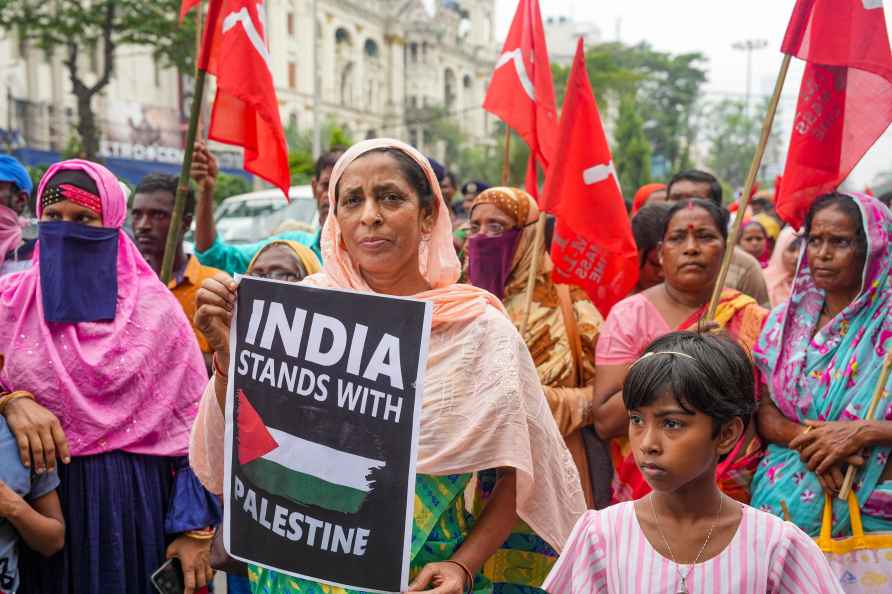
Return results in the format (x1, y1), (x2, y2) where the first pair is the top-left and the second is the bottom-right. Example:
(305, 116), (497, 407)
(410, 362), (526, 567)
(190, 138), (586, 552)
(0, 159), (208, 457)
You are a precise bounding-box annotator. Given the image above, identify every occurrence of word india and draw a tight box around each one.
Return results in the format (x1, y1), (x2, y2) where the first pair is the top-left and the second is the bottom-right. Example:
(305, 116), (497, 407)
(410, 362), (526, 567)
(234, 476), (371, 556)
(237, 298), (406, 424)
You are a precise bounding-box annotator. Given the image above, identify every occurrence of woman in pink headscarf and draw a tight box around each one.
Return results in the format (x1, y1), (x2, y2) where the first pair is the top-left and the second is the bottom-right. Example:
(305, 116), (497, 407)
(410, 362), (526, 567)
(0, 160), (220, 594)
(190, 139), (585, 594)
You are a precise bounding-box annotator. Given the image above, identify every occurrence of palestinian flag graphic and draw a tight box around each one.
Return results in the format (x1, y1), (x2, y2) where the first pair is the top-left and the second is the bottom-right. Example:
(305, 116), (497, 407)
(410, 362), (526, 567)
(236, 390), (386, 514)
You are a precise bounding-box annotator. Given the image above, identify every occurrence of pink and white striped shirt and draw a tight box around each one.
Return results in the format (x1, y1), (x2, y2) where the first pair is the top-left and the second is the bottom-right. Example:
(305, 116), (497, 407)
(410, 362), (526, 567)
(543, 501), (843, 594)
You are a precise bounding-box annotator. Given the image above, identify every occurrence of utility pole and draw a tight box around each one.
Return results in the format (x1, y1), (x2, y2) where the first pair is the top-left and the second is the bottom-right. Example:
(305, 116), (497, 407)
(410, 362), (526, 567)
(312, 0), (322, 159)
(732, 39), (768, 116)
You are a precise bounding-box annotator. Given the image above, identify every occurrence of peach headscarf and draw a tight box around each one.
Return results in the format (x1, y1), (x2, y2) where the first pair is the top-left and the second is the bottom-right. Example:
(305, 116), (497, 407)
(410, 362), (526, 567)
(304, 138), (505, 327)
(190, 139), (585, 552)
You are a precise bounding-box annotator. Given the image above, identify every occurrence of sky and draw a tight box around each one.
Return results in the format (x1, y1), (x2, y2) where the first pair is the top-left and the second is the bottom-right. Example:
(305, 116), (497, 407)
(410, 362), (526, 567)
(490, 0), (892, 190)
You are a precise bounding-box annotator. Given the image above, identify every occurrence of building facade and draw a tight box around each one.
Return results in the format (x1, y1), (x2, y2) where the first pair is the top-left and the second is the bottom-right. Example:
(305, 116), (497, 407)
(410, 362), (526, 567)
(0, 0), (498, 182)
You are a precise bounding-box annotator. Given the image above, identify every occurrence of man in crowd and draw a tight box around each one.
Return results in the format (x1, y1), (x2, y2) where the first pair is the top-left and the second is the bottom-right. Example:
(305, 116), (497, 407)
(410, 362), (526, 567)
(0, 155), (34, 276)
(666, 169), (770, 307)
(131, 173), (220, 367)
(191, 142), (340, 274)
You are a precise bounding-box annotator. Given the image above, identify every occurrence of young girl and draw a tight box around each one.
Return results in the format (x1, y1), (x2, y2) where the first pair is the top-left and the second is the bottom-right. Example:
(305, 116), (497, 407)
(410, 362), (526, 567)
(544, 332), (842, 594)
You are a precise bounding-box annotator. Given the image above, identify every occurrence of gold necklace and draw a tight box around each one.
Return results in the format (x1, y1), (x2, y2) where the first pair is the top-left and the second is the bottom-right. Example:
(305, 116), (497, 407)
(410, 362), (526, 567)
(648, 493), (725, 594)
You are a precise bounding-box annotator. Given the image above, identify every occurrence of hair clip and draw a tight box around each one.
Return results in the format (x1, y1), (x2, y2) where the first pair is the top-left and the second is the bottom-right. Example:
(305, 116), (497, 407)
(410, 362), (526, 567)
(629, 350), (697, 369)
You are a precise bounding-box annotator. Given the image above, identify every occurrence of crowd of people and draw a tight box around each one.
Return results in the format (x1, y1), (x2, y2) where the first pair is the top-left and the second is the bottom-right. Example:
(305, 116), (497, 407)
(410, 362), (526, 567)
(0, 138), (891, 594)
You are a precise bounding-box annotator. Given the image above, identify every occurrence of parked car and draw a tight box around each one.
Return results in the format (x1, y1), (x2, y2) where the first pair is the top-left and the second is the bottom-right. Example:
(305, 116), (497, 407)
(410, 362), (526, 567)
(184, 185), (315, 247)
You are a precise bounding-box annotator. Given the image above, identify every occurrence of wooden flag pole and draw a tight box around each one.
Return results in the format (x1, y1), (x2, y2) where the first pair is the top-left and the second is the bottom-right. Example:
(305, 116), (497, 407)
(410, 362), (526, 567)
(501, 127), (512, 185)
(160, 66), (208, 285)
(706, 53), (792, 320)
(838, 348), (892, 500)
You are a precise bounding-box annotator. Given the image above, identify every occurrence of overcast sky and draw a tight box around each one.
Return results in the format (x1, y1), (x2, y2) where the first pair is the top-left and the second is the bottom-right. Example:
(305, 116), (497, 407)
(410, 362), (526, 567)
(490, 0), (892, 189)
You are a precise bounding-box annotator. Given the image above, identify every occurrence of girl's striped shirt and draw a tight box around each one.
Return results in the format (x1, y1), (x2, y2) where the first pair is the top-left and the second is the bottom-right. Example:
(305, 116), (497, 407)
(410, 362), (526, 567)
(543, 501), (843, 594)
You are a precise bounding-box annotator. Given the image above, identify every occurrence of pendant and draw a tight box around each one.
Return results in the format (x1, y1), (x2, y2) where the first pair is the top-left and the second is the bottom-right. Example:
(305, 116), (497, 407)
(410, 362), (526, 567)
(677, 577), (687, 594)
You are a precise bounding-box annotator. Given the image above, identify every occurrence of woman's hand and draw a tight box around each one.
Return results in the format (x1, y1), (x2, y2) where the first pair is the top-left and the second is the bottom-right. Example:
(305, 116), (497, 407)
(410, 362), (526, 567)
(789, 420), (867, 475)
(166, 535), (214, 594)
(3, 398), (70, 473)
(195, 272), (238, 368)
(406, 561), (468, 594)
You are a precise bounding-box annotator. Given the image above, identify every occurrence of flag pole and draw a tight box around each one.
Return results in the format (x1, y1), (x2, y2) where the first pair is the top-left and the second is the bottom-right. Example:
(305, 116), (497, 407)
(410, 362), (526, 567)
(161, 66), (208, 285)
(838, 348), (892, 500)
(501, 126), (511, 185)
(706, 53), (791, 320)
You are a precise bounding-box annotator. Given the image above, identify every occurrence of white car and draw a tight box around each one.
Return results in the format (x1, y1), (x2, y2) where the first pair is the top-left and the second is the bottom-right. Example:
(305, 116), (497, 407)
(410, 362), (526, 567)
(185, 185), (316, 248)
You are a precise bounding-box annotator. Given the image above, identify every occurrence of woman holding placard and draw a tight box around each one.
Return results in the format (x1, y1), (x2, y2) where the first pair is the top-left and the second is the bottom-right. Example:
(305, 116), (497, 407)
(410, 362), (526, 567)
(190, 139), (585, 594)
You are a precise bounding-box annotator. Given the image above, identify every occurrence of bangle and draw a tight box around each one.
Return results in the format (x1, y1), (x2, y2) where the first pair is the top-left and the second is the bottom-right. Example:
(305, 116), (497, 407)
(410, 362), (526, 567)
(0, 391), (35, 415)
(185, 528), (215, 541)
(802, 425), (814, 435)
(213, 353), (228, 377)
(443, 560), (473, 594)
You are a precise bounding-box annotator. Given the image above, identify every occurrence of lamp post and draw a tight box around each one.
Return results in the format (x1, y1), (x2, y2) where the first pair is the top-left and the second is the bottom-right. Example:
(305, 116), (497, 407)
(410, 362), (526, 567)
(732, 39), (768, 116)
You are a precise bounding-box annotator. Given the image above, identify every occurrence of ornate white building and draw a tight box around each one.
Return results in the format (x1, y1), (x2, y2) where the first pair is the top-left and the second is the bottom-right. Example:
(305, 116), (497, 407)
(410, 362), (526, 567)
(0, 0), (498, 180)
(270, 0), (497, 153)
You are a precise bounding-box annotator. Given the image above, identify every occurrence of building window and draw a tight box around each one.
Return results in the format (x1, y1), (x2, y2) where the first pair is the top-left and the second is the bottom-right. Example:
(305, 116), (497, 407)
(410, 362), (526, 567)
(364, 39), (379, 59)
(409, 43), (418, 63)
(409, 129), (418, 147)
(463, 74), (472, 89)
(444, 68), (456, 110)
(288, 62), (297, 89)
(288, 112), (298, 131)
(287, 12), (294, 36)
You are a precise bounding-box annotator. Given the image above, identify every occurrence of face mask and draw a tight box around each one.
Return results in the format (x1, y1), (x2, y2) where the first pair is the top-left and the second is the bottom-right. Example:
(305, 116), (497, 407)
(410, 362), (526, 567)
(0, 204), (24, 260)
(466, 228), (522, 300)
(38, 221), (119, 323)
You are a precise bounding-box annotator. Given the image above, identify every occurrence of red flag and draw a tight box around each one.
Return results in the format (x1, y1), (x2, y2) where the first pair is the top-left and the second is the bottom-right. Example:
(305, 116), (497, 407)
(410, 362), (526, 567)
(483, 0), (558, 203)
(179, 0), (201, 22)
(777, 0), (892, 228)
(544, 40), (638, 315)
(199, 0), (290, 198)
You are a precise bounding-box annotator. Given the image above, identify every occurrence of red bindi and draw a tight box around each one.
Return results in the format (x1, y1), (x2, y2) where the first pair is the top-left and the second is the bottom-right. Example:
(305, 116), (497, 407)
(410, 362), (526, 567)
(687, 223), (695, 232)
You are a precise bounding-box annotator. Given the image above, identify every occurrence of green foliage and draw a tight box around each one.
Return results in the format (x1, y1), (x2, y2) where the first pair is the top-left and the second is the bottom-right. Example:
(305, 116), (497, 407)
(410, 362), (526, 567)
(455, 123), (529, 188)
(213, 173), (251, 205)
(286, 118), (354, 185)
(704, 99), (757, 189)
(613, 94), (652, 193)
(552, 42), (707, 177)
(0, 0), (197, 160)
(0, 0), (197, 72)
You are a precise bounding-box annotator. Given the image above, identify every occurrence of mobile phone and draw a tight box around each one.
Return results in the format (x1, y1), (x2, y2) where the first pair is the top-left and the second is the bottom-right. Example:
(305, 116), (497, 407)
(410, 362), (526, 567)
(151, 558), (185, 594)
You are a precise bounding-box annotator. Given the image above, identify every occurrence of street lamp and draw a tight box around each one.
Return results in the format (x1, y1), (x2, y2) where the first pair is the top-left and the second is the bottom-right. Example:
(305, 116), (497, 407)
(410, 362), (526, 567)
(732, 39), (768, 116)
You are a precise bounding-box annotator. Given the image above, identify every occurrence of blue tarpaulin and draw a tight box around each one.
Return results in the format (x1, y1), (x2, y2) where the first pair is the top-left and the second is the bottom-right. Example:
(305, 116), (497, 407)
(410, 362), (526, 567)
(10, 147), (251, 185)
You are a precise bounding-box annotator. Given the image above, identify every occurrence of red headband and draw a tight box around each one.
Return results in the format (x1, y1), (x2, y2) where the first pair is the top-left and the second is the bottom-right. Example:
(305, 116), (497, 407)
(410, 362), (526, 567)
(41, 183), (103, 215)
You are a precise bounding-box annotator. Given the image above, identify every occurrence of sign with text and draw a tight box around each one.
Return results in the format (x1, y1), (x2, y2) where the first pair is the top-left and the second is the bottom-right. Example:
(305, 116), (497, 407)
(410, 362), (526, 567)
(223, 277), (431, 592)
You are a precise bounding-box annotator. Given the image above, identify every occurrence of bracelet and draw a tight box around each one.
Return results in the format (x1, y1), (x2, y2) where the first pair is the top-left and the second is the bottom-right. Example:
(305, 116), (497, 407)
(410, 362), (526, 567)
(213, 352), (229, 377)
(184, 527), (215, 541)
(0, 391), (35, 415)
(443, 560), (474, 594)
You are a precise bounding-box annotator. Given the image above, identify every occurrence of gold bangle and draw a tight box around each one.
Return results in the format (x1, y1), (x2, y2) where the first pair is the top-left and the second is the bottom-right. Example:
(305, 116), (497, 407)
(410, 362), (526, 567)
(184, 528), (215, 541)
(802, 425), (814, 435)
(0, 391), (35, 416)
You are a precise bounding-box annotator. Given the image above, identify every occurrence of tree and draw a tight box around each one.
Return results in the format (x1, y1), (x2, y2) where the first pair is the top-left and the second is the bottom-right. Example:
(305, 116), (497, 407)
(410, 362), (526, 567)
(286, 118), (354, 185)
(705, 99), (758, 189)
(613, 93), (652, 193)
(552, 42), (708, 176)
(0, 1), (197, 160)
